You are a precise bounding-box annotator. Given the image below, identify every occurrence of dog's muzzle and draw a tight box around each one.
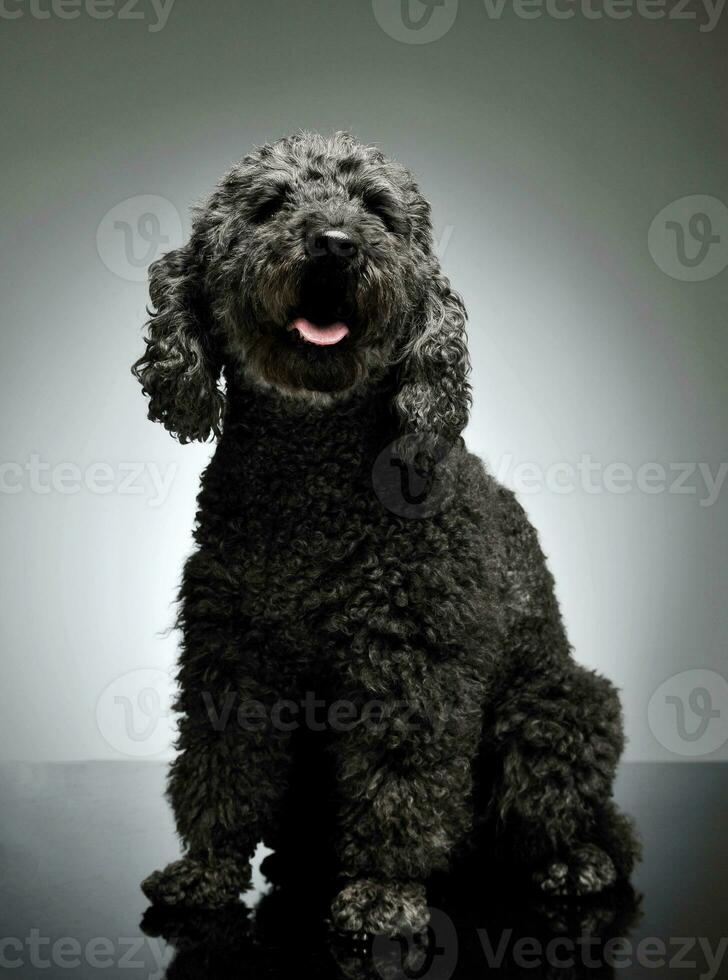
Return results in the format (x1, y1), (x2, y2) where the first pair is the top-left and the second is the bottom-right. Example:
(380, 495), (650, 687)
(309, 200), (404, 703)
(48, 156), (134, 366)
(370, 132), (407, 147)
(288, 227), (360, 345)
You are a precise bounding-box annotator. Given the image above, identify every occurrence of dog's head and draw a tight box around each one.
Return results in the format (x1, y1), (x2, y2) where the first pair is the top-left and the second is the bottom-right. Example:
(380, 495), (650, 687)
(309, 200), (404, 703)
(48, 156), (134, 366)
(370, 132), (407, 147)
(133, 131), (470, 444)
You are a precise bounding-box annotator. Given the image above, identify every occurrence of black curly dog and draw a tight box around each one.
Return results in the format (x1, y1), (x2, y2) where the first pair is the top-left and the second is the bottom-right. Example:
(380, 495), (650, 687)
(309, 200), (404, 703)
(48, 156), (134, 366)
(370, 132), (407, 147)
(134, 132), (638, 937)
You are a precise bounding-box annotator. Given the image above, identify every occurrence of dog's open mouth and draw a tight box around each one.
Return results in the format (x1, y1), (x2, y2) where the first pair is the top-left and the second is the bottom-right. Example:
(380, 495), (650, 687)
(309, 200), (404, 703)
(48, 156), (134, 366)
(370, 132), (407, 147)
(288, 317), (350, 347)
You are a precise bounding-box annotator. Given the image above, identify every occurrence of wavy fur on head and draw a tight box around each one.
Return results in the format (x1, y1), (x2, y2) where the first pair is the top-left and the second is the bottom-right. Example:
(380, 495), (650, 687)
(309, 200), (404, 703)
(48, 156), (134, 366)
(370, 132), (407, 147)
(136, 132), (638, 939)
(133, 130), (471, 443)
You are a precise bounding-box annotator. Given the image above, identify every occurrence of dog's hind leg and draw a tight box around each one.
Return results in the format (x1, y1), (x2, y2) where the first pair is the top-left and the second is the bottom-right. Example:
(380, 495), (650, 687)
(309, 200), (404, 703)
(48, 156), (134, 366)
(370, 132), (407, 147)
(487, 661), (640, 895)
(485, 487), (640, 894)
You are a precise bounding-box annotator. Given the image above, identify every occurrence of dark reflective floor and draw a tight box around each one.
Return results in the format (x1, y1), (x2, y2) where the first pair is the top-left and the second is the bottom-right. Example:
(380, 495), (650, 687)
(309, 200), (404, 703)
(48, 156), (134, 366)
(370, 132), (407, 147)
(0, 762), (726, 978)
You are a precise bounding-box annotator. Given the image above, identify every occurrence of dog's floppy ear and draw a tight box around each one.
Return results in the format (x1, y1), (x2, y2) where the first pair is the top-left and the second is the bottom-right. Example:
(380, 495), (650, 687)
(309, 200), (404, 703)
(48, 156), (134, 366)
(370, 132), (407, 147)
(132, 237), (225, 443)
(394, 268), (471, 447)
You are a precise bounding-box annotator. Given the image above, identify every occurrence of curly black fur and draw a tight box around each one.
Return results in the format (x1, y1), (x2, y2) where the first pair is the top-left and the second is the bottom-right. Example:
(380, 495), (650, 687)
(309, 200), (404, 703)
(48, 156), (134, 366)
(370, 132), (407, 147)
(134, 132), (639, 937)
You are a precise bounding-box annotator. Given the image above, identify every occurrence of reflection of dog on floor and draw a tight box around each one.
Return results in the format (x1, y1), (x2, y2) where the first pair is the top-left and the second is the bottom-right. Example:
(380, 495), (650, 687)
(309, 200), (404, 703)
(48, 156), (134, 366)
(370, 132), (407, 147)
(141, 870), (643, 980)
(135, 131), (639, 937)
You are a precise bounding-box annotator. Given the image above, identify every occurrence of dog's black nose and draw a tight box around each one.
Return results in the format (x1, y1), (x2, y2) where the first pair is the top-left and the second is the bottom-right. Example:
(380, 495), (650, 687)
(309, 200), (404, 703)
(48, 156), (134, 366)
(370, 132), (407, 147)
(309, 228), (358, 261)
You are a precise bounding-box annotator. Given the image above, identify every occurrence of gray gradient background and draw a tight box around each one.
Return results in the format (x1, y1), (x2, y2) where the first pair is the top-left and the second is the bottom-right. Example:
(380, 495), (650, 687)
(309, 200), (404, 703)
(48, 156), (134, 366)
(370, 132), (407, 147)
(0, 0), (726, 762)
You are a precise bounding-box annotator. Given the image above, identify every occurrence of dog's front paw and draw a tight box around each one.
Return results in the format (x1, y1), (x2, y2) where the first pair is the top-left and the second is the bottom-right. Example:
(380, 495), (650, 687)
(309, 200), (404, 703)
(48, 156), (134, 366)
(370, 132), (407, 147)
(534, 844), (617, 897)
(141, 855), (250, 909)
(330, 879), (429, 938)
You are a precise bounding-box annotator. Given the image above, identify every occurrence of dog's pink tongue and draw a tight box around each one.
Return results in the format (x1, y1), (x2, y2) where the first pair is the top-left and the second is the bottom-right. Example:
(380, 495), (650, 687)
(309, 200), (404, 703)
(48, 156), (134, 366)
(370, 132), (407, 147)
(290, 318), (349, 346)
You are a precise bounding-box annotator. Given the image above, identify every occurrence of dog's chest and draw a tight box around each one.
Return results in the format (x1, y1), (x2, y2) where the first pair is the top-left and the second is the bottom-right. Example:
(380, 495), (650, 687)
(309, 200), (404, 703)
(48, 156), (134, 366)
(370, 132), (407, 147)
(212, 442), (383, 629)
(199, 422), (489, 673)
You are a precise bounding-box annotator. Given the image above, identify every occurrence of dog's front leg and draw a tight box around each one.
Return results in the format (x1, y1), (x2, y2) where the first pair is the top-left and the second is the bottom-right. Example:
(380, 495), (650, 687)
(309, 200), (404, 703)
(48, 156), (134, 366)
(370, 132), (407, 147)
(141, 552), (292, 909)
(141, 664), (292, 908)
(141, 676), (292, 908)
(329, 666), (484, 937)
